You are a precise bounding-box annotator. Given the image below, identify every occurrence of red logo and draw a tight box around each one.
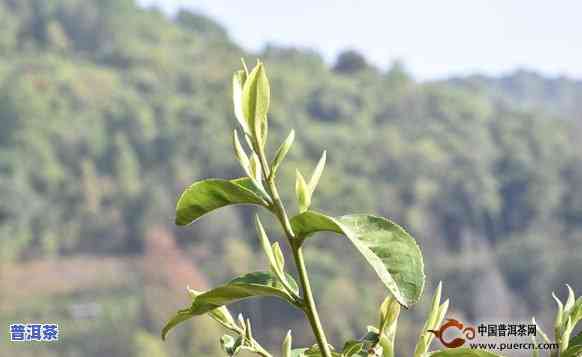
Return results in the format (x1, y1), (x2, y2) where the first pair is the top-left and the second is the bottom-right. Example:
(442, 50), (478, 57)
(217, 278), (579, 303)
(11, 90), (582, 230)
(428, 318), (476, 348)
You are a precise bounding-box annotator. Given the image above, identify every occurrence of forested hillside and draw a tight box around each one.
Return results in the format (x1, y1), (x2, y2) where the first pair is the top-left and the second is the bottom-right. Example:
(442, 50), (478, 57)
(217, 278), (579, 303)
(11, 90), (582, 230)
(1, 1), (581, 356)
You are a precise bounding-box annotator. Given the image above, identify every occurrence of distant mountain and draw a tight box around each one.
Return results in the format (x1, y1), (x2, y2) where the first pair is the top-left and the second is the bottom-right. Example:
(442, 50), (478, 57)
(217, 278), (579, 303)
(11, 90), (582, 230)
(446, 70), (582, 120)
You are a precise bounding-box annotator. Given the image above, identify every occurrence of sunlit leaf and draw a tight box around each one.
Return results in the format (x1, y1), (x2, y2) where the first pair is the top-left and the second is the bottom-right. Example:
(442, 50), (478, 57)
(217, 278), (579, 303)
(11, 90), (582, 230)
(242, 62), (270, 143)
(271, 130), (295, 178)
(558, 343), (582, 357)
(175, 178), (269, 226)
(232, 130), (251, 176)
(282, 330), (293, 357)
(308, 151), (326, 195)
(291, 211), (425, 307)
(162, 272), (298, 340)
(220, 334), (242, 356)
(187, 286), (239, 333)
(232, 70), (249, 133)
(161, 309), (193, 340)
(295, 170), (311, 213)
(189, 271), (299, 316)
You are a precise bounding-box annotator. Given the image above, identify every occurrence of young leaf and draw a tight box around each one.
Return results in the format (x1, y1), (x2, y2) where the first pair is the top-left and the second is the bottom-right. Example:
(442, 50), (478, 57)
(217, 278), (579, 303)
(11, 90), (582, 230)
(415, 282), (446, 357)
(308, 151), (326, 195)
(232, 70), (249, 133)
(379, 295), (400, 335)
(244, 318), (253, 341)
(272, 241), (285, 272)
(255, 216), (288, 287)
(562, 317), (575, 351)
(282, 330), (292, 357)
(242, 61), (270, 145)
(295, 170), (311, 213)
(435, 299), (450, 331)
(271, 130), (295, 178)
(237, 313), (246, 335)
(232, 130), (251, 175)
(378, 296), (400, 357)
(161, 308), (194, 340)
(175, 178), (269, 226)
(570, 330), (582, 349)
(553, 291), (565, 334)
(187, 286), (239, 333)
(303, 343), (340, 356)
(249, 153), (263, 184)
(240, 58), (249, 75)
(291, 211), (425, 307)
(221, 334), (243, 356)
(569, 297), (582, 326)
(565, 285), (576, 310)
(341, 340), (363, 357)
(289, 349), (308, 357)
(562, 344), (582, 357)
(163, 272), (299, 340)
(189, 272), (299, 316)
(531, 317), (550, 344)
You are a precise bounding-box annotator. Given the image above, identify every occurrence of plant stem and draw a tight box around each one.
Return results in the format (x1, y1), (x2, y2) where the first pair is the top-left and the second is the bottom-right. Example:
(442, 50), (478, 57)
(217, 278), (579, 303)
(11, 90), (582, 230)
(253, 140), (332, 357)
(291, 244), (333, 357)
(257, 151), (332, 357)
(253, 342), (273, 357)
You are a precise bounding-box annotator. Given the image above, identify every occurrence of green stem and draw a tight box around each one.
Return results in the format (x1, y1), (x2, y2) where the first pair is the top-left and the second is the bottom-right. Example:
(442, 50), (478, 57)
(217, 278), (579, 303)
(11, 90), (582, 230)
(254, 140), (332, 357)
(253, 342), (273, 357)
(292, 244), (333, 357)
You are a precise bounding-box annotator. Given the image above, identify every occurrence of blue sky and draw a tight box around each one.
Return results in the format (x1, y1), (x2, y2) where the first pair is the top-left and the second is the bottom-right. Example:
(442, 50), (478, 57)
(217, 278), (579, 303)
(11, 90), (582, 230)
(137, 0), (582, 80)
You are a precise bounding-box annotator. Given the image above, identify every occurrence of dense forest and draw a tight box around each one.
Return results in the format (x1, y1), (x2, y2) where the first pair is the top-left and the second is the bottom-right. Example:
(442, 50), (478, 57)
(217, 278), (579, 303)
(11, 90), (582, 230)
(1, 1), (581, 356)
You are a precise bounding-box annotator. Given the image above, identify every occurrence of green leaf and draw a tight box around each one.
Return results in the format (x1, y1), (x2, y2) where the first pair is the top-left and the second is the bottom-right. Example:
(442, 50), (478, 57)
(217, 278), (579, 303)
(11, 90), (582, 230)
(271, 130), (295, 178)
(187, 286), (239, 333)
(221, 334), (243, 356)
(290, 211), (425, 307)
(232, 130), (251, 175)
(290, 349), (308, 357)
(531, 317), (550, 344)
(553, 291), (565, 333)
(561, 343), (582, 357)
(563, 317), (575, 351)
(161, 309), (193, 340)
(341, 340), (363, 357)
(272, 241), (285, 272)
(308, 151), (326, 195)
(244, 318), (253, 341)
(233, 70), (249, 133)
(162, 272), (298, 340)
(426, 349), (506, 357)
(249, 153), (263, 184)
(255, 216), (277, 269)
(189, 272), (299, 316)
(415, 282), (447, 357)
(282, 330), (293, 357)
(565, 285), (576, 315)
(569, 297), (582, 325)
(242, 61), (270, 143)
(379, 295), (401, 334)
(571, 331), (582, 348)
(295, 170), (311, 213)
(303, 344), (341, 357)
(255, 217), (291, 291)
(175, 178), (269, 226)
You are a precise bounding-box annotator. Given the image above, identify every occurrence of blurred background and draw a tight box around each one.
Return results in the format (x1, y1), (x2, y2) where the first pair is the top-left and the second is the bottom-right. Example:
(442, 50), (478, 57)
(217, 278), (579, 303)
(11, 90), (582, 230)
(1, 1), (581, 356)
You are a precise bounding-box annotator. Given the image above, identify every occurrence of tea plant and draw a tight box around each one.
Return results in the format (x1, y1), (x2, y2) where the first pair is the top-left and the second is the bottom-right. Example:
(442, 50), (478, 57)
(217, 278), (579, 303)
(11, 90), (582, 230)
(161, 60), (582, 357)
